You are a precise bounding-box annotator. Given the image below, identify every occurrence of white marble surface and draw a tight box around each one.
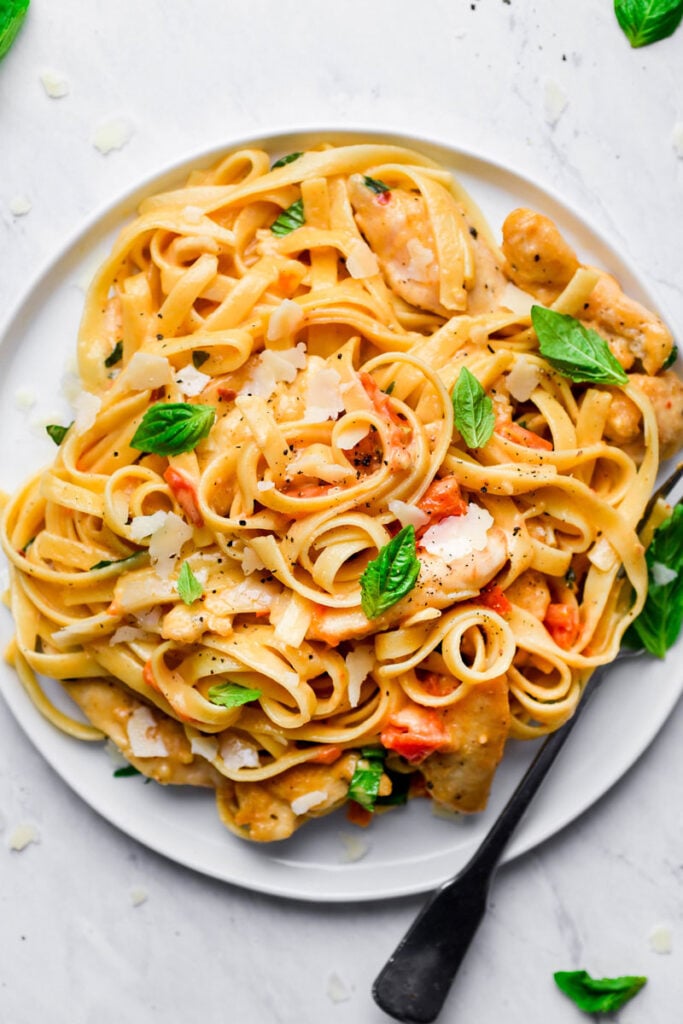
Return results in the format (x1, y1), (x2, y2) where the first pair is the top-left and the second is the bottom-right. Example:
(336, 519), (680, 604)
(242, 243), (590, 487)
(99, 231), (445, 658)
(1, 2), (683, 1021)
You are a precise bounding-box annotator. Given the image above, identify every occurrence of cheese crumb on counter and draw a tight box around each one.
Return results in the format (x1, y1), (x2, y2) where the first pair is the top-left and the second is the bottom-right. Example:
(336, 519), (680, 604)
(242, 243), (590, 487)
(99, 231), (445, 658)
(648, 923), (673, 954)
(14, 388), (36, 410)
(91, 117), (134, 155)
(9, 195), (32, 216)
(544, 79), (568, 126)
(129, 887), (148, 908)
(7, 822), (41, 852)
(338, 831), (370, 863)
(672, 123), (683, 159)
(40, 71), (70, 98)
(326, 972), (352, 1004)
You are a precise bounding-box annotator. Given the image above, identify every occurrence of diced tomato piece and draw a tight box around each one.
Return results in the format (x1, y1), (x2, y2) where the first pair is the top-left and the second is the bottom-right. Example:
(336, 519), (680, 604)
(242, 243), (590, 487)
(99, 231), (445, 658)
(495, 422), (553, 451)
(544, 603), (581, 650)
(346, 800), (373, 827)
(217, 387), (236, 402)
(477, 582), (512, 615)
(164, 466), (204, 526)
(421, 672), (458, 697)
(381, 704), (448, 764)
(418, 476), (468, 523)
(359, 372), (407, 431)
(308, 745), (343, 765)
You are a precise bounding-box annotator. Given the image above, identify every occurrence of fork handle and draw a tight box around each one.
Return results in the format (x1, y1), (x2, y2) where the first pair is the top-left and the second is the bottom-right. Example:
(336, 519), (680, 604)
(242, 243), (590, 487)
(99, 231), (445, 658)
(372, 670), (604, 1024)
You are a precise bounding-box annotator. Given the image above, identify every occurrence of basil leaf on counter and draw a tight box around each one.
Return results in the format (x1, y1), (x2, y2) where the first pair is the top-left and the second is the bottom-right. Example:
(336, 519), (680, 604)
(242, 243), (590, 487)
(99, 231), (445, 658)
(130, 402), (215, 456)
(452, 366), (495, 448)
(531, 306), (629, 386)
(614, 0), (683, 47)
(272, 151), (303, 169)
(0, 0), (29, 60)
(207, 681), (262, 708)
(554, 970), (646, 1013)
(104, 340), (123, 367)
(46, 422), (73, 446)
(271, 199), (305, 237)
(176, 560), (203, 605)
(624, 502), (683, 656)
(363, 175), (391, 194)
(360, 525), (421, 619)
(348, 747), (385, 811)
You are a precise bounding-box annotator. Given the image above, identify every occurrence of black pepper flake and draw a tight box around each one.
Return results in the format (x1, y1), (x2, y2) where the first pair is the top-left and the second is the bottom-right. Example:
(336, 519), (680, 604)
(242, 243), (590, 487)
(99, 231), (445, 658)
(469, 226), (478, 239)
(156, 333), (164, 340)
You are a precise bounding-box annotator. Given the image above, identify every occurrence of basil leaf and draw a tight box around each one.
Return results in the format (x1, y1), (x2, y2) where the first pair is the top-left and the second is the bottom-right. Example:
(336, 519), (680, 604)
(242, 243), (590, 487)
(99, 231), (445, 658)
(130, 402), (215, 456)
(271, 199), (305, 237)
(0, 0), (29, 60)
(90, 552), (142, 572)
(104, 340), (123, 367)
(272, 151), (303, 169)
(348, 747), (385, 811)
(376, 766), (412, 807)
(192, 350), (210, 369)
(614, 0), (683, 47)
(207, 681), (262, 708)
(113, 764), (141, 778)
(383, 381), (396, 395)
(554, 970), (646, 1013)
(360, 525), (421, 619)
(625, 502), (683, 656)
(662, 343), (678, 370)
(452, 366), (495, 448)
(363, 175), (391, 194)
(531, 306), (629, 386)
(176, 560), (203, 605)
(46, 422), (73, 446)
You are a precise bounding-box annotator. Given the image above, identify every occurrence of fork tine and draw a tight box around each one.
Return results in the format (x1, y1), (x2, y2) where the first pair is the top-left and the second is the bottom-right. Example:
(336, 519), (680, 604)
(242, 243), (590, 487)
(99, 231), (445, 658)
(637, 461), (683, 533)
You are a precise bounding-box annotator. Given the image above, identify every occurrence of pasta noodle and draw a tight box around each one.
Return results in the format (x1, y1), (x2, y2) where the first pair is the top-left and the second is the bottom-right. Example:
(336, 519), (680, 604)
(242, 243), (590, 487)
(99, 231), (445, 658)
(2, 141), (681, 842)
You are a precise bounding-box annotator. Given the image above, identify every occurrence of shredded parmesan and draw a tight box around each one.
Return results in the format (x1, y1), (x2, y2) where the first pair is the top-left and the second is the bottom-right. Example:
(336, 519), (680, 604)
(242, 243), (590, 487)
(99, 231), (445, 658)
(9, 195), (32, 216)
(345, 644), (375, 708)
(326, 972), (352, 1004)
(121, 352), (172, 391)
(266, 299), (305, 341)
(7, 823), (40, 851)
(291, 790), (328, 816)
(149, 513), (193, 578)
(388, 498), (430, 530)
(40, 71), (69, 98)
(506, 355), (541, 402)
(240, 343), (306, 399)
(130, 887), (149, 907)
(304, 368), (345, 422)
(588, 537), (617, 572)
(648, 923), (673, 954)
(500, 282), (535, 319)
(129, 510), (170, 541)
(220, 735), (260, 770)
(91, 116), (134, 155)
(73, 391), (101, 433)
(421, 505), (494, 563)
(174, 363), (211, 398)
(189, 734), (219, 761)
(256, 479), (275, 492)
(127, 706), (168, 758)
(241, 546), (266, 576)
(336, 422), (370, 450)
(346, 239), (379, 279)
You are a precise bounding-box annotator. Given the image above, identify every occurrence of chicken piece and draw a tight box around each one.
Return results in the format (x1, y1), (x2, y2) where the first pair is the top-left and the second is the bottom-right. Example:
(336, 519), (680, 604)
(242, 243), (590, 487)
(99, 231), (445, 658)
(504, 569), (552, 621)
(348, 175), (453, 315)
(605, 370), (683, 459)
(64, 680), (222, 787)
(419, 675), (510, 812)
(216, 754), (357, 842)
(580, 273), (674, 376)
(502, 208), (579, 305)
(309, 528), (509, 645)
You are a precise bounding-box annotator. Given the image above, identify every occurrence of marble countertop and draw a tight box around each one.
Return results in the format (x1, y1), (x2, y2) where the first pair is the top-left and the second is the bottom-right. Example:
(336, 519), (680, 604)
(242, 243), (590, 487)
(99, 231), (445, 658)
(1, 2), (682, 1021)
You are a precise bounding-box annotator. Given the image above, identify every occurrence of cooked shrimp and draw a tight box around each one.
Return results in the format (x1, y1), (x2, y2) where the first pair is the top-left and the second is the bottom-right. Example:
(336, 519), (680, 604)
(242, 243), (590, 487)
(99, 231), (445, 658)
(309, 528), (509, 645)
(501, 208), (579, 305)
(419, 675), (510, 812)
(580, 273), (674, 375)
(605, 371), (683, 459)
(348, 175), (450, 315)
(504, 569), (552, 621)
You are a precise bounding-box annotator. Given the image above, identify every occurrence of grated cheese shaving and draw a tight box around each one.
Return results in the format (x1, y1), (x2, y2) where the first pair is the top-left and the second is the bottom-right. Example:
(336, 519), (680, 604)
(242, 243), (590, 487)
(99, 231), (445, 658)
(326, 972), (352, 1004)
(129, 510), (170, 541)
(40, 71), (69, 98)
(648, 923), (673, 954)
(336, 422), (370, 450)
(9, 195), (32, 216)
(291, 790), (328, 816)
(506, 355), (540, 402)
(266, 299), (305, 341)
(7, 823), (40, 851)
(304, 368), (345, 423)
(652, 561), (677, 586)
(121, 352), (172, 391)
(149, 512), (193, 578)
(220, 735), (260, 770)
(73, 391), (101, 433)
(256, 479), (275, 492)
(346, 239), (379, 279)
(421, 505), (493, 563)
(91, 116), (134, 155)
(130, 887), (148, 907)
(240, 343), (306, 399)
(126, 706), (168, 758)
(588, 537), (617, 572)
(241, 546), (266, 576)
(174, 363), (211, 398)
(345, 644), (375, 708)
(388, 498), (430, 530)
(110, 625), (147, 645)
(189, 734), (219, 761)
(14, 388), (36, 410)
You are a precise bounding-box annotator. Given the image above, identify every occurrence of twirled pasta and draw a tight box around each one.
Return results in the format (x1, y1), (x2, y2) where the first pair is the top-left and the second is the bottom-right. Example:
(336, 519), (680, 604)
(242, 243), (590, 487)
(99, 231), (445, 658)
(2, 141), (681, 842)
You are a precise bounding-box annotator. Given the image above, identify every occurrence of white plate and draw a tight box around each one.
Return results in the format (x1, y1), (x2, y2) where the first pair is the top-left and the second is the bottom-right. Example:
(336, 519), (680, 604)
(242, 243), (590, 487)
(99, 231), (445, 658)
(1, 128), (681, 903)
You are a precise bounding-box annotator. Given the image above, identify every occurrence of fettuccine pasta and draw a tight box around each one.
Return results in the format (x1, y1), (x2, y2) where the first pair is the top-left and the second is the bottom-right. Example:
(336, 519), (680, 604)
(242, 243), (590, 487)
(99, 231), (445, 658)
(3, 141), (681, 841)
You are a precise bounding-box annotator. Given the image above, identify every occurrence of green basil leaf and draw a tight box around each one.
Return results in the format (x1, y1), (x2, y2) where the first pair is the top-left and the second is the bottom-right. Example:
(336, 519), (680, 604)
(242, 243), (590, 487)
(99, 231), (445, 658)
(554, 970), (646, 1013)
(271, 199), (305, 237)
(363, 175), (391, 194)
(207, 681), (262, 708)
(383, 381), (396, 395)
(46, 422), (73, 446)
(348, 749), (385, 811)
(90, 552), (143, 572)
(624, 502), (683, 656)
(272, 151), (303, 169)
(113, 764), (141, 778)
(104, 340), (123, 368)
(0, 0), (30, 60)
(614, 0), (683, 47)
(360, 525), (421, 619)
(452, 366), (495, 448)
(176, 560), (203, 605)
(531, 306), (629, 385)
(130, 402), (215, 456)
(192, 350), (210, 369)
(661, 343), (678, 370)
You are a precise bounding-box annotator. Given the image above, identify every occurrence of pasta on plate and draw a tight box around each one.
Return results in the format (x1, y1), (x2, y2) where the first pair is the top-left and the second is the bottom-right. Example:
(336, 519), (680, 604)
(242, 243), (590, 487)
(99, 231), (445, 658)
(2, 141), (683, 842)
